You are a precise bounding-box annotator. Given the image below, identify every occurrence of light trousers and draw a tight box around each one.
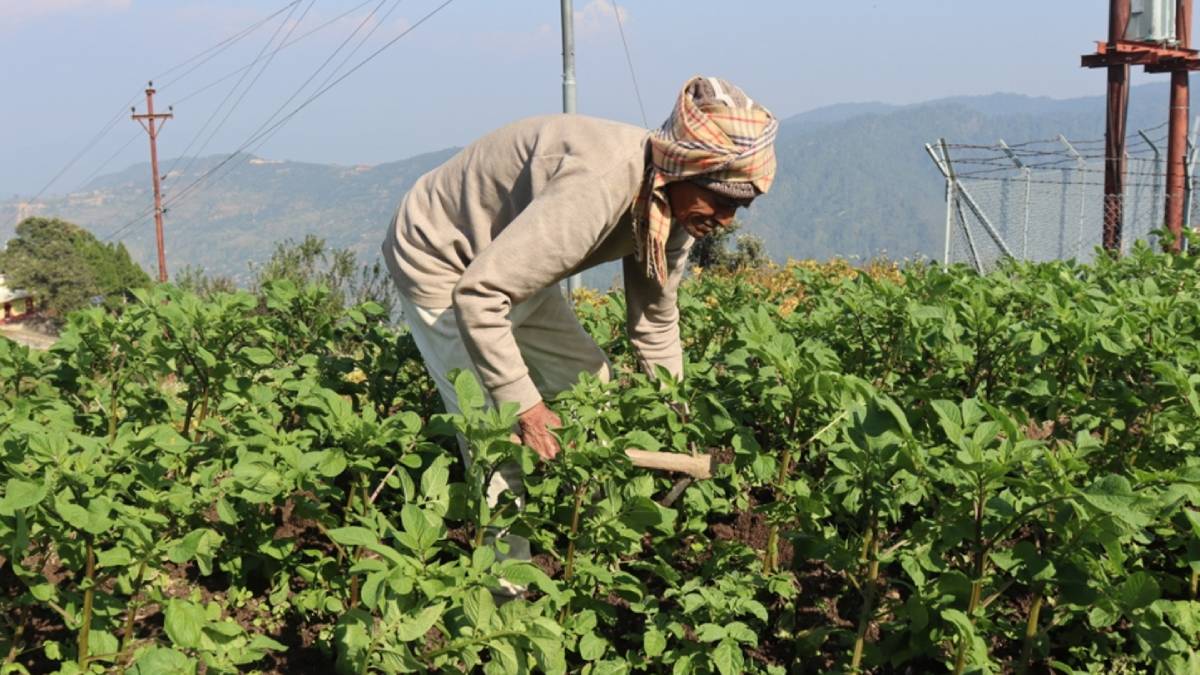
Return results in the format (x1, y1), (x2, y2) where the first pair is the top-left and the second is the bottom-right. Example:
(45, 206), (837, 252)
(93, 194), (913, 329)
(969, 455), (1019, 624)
(398, 285), (612, 571)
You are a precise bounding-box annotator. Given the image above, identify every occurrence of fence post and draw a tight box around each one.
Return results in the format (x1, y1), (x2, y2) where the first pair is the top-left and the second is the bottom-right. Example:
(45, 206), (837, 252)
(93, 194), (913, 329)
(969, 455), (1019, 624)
(1058, 135), (1088, 258)
(1137, 128), (1162, 244)
(927, 143), (956, 268)
(999, 139), (1032, 259)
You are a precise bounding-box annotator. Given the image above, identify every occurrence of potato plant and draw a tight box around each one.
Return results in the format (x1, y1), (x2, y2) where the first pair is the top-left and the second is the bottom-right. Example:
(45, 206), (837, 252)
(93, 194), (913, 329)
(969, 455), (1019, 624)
(0, 244), (1199, 673)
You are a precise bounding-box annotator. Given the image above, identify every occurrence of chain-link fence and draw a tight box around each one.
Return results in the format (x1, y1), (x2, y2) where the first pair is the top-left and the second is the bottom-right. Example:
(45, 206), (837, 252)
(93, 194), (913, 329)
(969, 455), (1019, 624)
(925, 122), (1200, 272)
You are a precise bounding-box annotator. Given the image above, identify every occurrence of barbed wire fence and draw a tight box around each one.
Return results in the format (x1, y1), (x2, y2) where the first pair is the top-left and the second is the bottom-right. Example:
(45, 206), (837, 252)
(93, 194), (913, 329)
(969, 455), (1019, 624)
(925, 119), (1200, 272)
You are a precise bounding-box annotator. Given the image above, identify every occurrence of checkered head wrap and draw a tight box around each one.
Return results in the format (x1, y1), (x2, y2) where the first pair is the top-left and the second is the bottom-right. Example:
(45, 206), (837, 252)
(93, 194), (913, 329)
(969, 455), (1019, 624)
(633, 75), (779, 281)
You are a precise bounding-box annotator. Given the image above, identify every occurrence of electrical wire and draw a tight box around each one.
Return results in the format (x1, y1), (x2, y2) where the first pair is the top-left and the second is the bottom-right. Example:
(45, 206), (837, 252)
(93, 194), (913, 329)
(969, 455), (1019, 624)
(166, 0), (316, 184)
(164, 0), (380, 108)
(72, 130), (143, 193)
(609, 0), (647, 128)
(155, 1), (303, 90)
(28, 105), (134, 202)
(102, 0), (458, 243)
(234, 0), (403, 165)
(26, 1), (305, 201)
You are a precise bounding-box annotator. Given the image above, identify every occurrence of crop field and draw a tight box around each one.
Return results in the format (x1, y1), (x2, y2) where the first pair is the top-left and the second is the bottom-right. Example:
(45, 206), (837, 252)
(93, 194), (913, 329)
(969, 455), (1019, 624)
(1, 246), (1199, 674)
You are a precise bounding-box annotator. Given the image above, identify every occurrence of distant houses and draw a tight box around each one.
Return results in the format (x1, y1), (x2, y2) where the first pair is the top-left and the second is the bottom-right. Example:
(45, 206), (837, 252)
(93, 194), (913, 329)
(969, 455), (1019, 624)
(0, 275), (35, 322)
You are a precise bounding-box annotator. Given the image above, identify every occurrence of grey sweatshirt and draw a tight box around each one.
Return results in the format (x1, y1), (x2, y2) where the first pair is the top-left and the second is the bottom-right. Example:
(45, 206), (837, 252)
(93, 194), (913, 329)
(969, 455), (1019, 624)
(382, 114), (693, 413)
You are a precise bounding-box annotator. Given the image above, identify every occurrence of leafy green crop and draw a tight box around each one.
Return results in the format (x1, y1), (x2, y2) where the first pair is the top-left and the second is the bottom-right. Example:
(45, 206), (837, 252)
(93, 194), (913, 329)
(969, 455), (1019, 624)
(1, 244), (1200, 673)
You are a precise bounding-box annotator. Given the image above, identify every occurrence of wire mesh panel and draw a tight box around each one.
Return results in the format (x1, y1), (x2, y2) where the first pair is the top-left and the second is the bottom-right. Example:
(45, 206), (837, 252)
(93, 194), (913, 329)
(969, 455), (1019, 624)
(929, 124), (1196, 272)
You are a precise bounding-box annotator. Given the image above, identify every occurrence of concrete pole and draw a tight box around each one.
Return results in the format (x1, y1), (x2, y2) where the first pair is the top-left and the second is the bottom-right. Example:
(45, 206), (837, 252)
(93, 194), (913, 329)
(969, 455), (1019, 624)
(561, 0), (581, 297)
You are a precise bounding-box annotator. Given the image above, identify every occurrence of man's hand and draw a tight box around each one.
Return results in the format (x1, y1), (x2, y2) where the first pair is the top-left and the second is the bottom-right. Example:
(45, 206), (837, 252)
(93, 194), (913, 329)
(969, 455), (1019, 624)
(518, 401), (563, 461)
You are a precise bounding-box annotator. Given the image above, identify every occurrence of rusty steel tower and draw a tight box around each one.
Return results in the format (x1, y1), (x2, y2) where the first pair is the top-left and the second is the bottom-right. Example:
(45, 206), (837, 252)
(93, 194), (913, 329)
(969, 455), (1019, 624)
(1084, 0), (1198, 252)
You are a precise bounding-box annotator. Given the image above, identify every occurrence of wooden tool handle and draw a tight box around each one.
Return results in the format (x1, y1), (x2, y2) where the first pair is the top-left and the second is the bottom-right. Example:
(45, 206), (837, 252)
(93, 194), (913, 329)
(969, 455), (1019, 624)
(508, 434), (714, 479)
(624, 448), (713, 480)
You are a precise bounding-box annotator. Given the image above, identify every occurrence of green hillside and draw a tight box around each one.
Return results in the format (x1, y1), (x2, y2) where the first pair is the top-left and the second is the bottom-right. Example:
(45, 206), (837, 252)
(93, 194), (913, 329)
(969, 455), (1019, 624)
(0, 82), (1183, 284)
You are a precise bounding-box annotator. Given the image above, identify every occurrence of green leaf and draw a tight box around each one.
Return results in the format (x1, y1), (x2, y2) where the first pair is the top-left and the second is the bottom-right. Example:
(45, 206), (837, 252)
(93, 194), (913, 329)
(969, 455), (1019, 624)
(463, 587), (495, 629)
(0, 478), (46, 514)
(942, 608), (975, 638)
(578, 631), (607, 661)
(1088, 603), (1120, 629)
(1115, 572), (1160, 612)
(644, 628), (667, 658)
(128, 647), (196, 675)
(695, 623), (726, 642)
(620, 497), (674, 532)
(489, 639), (521, 673)
(327, 526), (379, 548)
(498, 561), (561, 601)
(396, 602), (444, 642)
(725, 622), (758, 645)
(240, 347), (275, 366)
(215, 497), (238, 525)
(96, 546), (133, 568)
(1184, 509), (1200, 539)
(453, 370), (485, 412)
(164, 599), (207, 649)
(1081, 475), (1152, 529)
(930, 400), (963, 446)
(711, 639), (744, 675)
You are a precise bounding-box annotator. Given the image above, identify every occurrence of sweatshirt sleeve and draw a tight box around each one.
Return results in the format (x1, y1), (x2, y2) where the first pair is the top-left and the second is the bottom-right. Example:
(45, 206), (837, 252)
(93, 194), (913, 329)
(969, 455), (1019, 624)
(451, 157), (616, 413)
(622, 224), (694, 379)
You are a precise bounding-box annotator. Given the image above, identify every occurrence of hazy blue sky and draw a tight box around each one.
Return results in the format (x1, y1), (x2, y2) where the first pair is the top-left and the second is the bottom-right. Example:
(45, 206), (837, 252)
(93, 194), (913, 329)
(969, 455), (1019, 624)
(0, 0), (1188, 197)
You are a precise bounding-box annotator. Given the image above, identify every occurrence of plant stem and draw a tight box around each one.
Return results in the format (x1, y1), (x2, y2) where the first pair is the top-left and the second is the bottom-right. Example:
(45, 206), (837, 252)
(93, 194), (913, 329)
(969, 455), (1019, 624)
(422, 629), (526, 663)
(77, 538), (96, 668)
(5, 606), (26, 664)
(763, 438), (785, 575)
(349, 477), (367, 607)
(116, 559), (149, 675)
(563, 483), (588, 582)
(850, 517), (880, 672)
(953, 479), (988, 675)
(108, 377), (120, 442)
(1016, 592), (1044, 675)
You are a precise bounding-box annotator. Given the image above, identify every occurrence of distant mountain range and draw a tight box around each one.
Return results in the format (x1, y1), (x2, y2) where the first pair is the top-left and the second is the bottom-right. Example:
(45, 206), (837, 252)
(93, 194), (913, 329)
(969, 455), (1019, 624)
(0, 80), (1187, 286)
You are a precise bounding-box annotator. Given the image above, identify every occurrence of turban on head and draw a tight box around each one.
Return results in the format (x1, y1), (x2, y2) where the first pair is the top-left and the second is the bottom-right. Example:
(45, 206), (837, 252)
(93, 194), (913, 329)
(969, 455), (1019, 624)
(633, 76), (779, 282)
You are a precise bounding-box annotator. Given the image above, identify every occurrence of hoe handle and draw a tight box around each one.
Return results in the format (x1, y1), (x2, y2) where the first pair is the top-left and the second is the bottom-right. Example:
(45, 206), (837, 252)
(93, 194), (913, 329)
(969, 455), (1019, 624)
(509, 434), (714, 479)
(624, 449), (713, 480)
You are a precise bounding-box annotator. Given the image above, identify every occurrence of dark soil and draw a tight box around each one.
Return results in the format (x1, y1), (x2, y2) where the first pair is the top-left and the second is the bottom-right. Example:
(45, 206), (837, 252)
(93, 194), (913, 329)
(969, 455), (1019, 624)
(707, 492), (794, 569)
(256, 611), (333, 675)
(532, 553), (563, 579)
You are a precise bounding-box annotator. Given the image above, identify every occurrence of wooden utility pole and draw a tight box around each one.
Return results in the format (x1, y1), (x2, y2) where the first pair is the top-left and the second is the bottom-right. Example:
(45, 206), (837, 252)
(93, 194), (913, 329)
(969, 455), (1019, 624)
(131, 82), (173, 282)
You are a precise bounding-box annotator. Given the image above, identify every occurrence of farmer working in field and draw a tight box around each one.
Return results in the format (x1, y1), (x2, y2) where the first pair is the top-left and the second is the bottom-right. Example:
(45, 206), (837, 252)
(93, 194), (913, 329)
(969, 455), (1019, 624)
(381, 75), (777, 569)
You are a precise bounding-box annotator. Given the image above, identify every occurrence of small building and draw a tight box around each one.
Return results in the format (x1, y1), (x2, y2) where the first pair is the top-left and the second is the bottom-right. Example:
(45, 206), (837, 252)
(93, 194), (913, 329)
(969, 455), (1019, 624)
(0, 275), (35, 322)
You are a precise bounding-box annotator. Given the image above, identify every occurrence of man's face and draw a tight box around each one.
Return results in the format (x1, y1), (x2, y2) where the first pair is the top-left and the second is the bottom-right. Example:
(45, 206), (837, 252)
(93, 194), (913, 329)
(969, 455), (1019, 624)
(665, 181), (744, 239)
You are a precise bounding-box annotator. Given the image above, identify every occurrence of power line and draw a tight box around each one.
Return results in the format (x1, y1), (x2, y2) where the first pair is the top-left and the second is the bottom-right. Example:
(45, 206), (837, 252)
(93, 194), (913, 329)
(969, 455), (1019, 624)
(28, 105), (135, 202)
(72, 129), (142, 193)
(166, 0), (315, 183)
(235, 0), (403, 163)
(609, 0), (647, 128)
(155, 1), (303, 89)
(26, 1), (306, 202)
(164, 0), (381, 108)
(102, 0), (459, 244)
